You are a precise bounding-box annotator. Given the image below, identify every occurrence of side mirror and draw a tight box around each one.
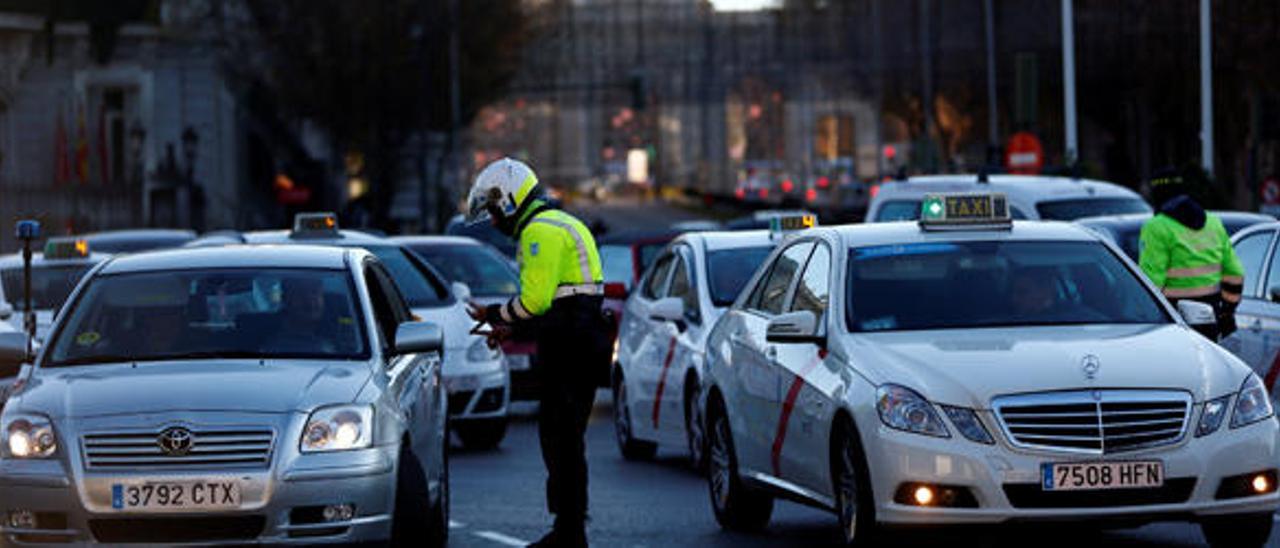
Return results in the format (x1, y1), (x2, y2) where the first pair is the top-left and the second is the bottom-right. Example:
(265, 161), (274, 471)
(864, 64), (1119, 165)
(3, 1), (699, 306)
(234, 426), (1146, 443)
(649, 297), (684, 323)
(0, 332), (29, 378)
(0, 302), (11, 321)
(1177, 300), (1217, 327)
(766, 310), (824, 345)
(451, 282), (472, 303)
(393, 322), (444, 356)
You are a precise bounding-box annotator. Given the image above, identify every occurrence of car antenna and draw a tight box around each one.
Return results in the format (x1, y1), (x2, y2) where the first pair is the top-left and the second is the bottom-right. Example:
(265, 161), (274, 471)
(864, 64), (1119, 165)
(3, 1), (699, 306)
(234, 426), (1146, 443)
(977, 167), (990, 184)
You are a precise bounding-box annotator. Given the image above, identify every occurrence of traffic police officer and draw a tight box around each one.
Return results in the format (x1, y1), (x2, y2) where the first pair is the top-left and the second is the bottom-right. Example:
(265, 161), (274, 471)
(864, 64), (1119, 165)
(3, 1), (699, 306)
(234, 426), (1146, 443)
(1139, 169), (1244, 339)
(466, 158), (609, 548)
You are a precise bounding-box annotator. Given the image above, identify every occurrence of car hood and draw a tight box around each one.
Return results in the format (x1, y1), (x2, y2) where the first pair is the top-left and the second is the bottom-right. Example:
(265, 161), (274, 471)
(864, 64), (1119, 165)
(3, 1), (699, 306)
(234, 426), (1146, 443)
(12, 360), (372, 419)
(843, 324), (1249, 409)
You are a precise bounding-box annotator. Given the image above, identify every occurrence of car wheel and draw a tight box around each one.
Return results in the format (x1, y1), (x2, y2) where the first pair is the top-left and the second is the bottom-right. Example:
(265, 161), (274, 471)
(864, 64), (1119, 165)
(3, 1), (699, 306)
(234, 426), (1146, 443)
(455, 418), (507, 450)
(1201, 512), (1273, 548)
(426, 425), (450, 548)
(706, 397), (773, 531)
(833, 418), (877, 547)
(391, 445), (432, 547)
(684, 381), (707, 471)
(613, 374), (657, 460)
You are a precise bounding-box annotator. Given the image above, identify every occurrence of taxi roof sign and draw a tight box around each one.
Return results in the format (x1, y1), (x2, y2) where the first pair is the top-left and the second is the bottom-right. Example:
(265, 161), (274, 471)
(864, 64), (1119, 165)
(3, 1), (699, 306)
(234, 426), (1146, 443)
(44, 237), (89, 259)
(292, 212), (340, 237)
(769, 213), (817, 239)
(919, 193), (1011, 230)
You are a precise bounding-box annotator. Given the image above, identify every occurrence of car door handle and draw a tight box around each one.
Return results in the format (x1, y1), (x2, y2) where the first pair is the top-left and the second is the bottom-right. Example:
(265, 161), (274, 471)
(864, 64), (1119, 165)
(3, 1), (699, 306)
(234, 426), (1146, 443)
(765, 346), (777, 360)
(1249, 319), (1263, 332)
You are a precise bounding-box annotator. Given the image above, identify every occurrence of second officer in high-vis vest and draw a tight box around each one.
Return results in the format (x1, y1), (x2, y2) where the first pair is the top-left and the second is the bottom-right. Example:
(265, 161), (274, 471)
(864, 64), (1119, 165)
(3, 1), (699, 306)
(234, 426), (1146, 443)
(1139, 170), (1245, 340)
(466, 158), (609, 548)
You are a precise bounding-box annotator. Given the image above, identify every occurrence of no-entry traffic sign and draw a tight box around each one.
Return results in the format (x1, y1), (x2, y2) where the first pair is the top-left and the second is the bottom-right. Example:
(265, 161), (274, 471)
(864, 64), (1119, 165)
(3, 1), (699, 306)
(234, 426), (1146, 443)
(1005, 132), (1044, 175)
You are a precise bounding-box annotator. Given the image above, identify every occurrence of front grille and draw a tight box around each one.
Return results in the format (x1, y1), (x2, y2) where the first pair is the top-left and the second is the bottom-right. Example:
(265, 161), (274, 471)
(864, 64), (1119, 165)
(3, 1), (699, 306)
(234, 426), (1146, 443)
(1003, 478), (1196, 508)
(90, 516), (265, 543)
(473, 387), (505, 413)
(993, 390), (1191, 454)
(449, 390), (474, 415)
(82, 427), (274, 469)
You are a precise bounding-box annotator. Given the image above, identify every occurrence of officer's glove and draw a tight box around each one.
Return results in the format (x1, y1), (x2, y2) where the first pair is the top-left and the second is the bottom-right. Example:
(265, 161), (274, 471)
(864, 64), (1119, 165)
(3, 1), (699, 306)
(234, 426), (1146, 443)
(1217, 300), (1239, 339)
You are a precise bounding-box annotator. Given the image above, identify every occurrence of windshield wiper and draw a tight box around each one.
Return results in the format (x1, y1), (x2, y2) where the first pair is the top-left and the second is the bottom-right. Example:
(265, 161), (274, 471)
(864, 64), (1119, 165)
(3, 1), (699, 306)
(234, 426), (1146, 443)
(47, 351), (263, 367)
(45, 354), (142, 367)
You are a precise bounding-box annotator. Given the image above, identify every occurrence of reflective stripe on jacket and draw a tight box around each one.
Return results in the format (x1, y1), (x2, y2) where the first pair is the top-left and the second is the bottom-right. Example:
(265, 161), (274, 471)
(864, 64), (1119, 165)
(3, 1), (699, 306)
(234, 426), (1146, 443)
(1138, 213), (1244, 301)
(501, 204), (603, 322)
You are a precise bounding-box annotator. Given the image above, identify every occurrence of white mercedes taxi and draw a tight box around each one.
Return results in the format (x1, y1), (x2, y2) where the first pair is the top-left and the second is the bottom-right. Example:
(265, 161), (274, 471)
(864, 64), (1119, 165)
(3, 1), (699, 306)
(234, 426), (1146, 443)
(702, 193), (1280, 547)
(612, 227), (784, 467)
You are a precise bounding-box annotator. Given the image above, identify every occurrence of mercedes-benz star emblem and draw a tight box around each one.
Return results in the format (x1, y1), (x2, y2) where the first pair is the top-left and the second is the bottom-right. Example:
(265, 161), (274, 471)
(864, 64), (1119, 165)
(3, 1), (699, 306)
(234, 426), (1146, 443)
(158, 427), (194, 457)
(1081, 354), (1101, 381)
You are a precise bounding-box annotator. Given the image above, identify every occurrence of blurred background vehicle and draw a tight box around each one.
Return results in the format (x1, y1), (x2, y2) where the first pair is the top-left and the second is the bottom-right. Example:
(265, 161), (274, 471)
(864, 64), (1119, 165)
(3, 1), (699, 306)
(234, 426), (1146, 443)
(78, 229), (196, 254)
(0, 238), (109, 341)
(1078, 211), (1274, 261)
(867, 174), (1151, 222)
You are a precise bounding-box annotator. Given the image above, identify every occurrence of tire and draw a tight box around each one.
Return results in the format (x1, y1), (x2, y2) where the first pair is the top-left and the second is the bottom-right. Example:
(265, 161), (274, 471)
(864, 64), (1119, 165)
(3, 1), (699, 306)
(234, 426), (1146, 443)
(684, 380), (707, 471)
(706, 397), (773, 531)
(613, 374), (658, 460)
(455, 418), (508, 450)
(832, 418), (877, 547)
(426, 425), (450, 548)
(1201, 512), (1273, 548)
(391, 445), (433, 547)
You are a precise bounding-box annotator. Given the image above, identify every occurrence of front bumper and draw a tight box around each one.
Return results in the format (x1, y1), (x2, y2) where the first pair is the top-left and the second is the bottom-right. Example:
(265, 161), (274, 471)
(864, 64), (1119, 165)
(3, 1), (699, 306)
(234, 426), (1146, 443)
(0, 446), (399, 545)
(856, 409), (1280, 525)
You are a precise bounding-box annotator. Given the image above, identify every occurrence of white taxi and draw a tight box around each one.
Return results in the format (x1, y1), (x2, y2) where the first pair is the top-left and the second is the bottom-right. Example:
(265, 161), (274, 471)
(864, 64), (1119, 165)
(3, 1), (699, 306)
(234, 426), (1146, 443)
(0, 238), (110, 342)
(867, 173), (1150, 223)
(612, 227), (787, 466)
(702, 194), (1280, 547)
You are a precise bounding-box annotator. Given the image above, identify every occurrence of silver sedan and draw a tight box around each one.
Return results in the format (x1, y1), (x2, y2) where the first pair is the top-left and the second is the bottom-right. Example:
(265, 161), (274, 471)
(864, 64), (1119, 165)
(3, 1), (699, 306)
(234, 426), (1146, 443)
(0, 245), (449, 546)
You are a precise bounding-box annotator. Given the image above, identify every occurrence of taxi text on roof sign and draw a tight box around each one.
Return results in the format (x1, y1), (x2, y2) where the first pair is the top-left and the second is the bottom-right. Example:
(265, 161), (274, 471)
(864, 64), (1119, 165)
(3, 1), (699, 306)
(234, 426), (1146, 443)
(919, 193), (1011, 230)
(292, 212), (340, 236)
(43, 238), (89, 259)
(769, 213), (817, 236)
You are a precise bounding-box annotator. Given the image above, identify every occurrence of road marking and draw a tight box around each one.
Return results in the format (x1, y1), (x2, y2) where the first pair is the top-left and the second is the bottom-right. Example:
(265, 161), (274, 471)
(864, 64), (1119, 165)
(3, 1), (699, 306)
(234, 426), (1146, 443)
(651, 336), (679, 428)
(475, 530), (529, 547)
(449, 520), (465, 529)
(771, 350), (827, 477)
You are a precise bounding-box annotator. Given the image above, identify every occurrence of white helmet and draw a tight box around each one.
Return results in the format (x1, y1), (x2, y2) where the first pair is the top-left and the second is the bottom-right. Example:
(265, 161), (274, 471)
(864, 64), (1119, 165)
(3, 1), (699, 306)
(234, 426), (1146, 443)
(466, 157), (540, 225)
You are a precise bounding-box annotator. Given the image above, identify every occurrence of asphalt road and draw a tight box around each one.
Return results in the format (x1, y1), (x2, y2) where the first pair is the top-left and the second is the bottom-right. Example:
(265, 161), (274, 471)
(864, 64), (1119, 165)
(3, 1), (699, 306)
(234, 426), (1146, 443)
(445, 394), (1280, 548)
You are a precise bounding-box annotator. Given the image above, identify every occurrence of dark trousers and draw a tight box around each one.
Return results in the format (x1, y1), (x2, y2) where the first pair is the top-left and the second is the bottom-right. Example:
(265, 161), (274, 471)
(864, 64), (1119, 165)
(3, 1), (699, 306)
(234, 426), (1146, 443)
(534, 295), (610, 525)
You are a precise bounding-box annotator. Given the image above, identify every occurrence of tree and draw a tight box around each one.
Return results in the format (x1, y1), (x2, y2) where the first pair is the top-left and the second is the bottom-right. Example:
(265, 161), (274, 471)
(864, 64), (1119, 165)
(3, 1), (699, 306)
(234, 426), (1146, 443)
(213, 0), (527, 229)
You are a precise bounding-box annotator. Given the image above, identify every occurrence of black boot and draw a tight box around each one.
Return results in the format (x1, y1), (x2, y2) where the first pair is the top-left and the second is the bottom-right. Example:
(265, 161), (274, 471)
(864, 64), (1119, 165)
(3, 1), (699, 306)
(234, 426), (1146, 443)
(527, 519), (586, 548)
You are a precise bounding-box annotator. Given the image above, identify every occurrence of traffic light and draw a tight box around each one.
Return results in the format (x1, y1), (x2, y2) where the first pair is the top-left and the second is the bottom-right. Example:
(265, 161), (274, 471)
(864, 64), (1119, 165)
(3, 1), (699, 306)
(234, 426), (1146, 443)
(629, 72), (647, 111)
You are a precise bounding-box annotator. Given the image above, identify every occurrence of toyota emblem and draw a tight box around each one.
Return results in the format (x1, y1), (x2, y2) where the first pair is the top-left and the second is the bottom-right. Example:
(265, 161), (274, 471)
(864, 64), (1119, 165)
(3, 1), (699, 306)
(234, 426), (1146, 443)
(157, 427), (194, 457)
(1081, 354), (1101, 381)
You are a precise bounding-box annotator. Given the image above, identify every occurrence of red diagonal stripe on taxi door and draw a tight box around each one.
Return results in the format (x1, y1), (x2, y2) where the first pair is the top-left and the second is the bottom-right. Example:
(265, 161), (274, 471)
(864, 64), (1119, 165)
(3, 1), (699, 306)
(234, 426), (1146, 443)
(652, 337), (679, 429)
(1264, 350), (1280, 393)
(771, 350), (827, 477)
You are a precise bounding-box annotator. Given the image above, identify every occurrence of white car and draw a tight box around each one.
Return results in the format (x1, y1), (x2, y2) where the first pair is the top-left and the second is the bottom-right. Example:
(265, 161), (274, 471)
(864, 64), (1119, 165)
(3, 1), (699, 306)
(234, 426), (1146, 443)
(0, 238), (110, 342)
(702, 194), (1279, 547)
(612, 230), (778, 467)
(866, 174), (1150, 223)
(187, 214), (511, 449)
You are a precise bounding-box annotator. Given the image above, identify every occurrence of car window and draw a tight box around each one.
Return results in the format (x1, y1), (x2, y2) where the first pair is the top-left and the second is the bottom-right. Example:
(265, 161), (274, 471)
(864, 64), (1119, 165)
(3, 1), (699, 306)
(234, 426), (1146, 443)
(366, 264), (409, 350)
(667, 252), (699, 324)
(845, 241), (1169, 332)
(600, 245), (636, 288)
(1234, 231), (1273, 298)
(1035, 198), (1152, 221)
(706, 246), (774, 307)
(411, 243), (518, 297)
(790, 243), (831, 321)
(749, 242), (815, 315)
(642, 254), (675, 300)
(44, 268), (369, 366)
(873, 200), (921, 222)
(1010, 206), (1028, 220)
(362, 245), (450, 308)
(1261, 235), (1280, 301)
(1, 265), (94, 311)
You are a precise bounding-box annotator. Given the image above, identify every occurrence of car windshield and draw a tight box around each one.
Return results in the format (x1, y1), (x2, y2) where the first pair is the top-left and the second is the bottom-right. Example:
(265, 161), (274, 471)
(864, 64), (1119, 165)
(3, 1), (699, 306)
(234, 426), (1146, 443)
(1, 265), (93, 311)
(1035, 198), (1151, 221)
(706, 246), (773, 306)
(600, 245), (635, 288)
(44, 268), (369, 366)
(845, 241), (1169, 332)
(360, 245), (450, 308)
(409, 243), (518, 297)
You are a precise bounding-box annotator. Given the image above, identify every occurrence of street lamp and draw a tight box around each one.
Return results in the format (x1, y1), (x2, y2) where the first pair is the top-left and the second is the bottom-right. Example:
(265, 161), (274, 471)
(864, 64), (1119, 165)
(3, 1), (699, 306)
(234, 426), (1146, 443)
(180, 126), (198, 183)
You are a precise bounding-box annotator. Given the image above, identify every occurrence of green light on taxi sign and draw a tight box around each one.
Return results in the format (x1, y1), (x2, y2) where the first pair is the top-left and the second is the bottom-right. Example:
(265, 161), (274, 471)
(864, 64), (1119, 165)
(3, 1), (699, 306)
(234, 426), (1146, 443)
(918, 193), (1011, 229)
(43, 238), (89, 259)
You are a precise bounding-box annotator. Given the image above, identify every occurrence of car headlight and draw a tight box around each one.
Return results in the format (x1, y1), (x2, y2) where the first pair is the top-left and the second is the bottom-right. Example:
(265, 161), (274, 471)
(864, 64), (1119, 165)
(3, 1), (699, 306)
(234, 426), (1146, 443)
(876, 384), (949, 438)
(301, 405), (373, 453)
(940, 405), (992, 444)
(3, 414), (57, 459)
(1231, 375), (1275, 429)
(1196, 395), (1231, 437)
(467, 337), (500, 363)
